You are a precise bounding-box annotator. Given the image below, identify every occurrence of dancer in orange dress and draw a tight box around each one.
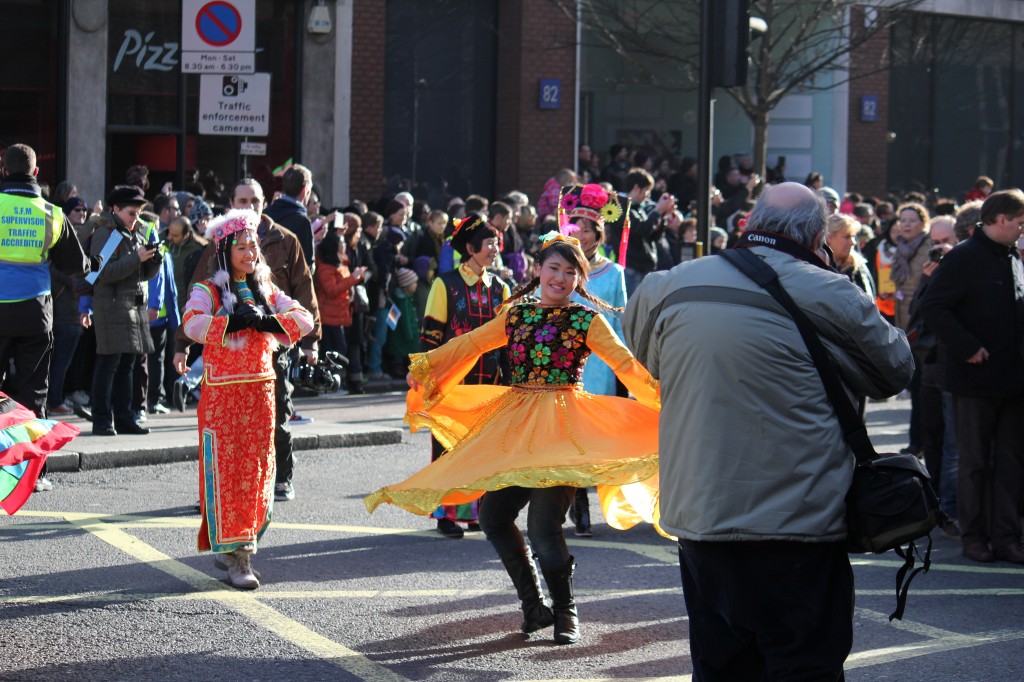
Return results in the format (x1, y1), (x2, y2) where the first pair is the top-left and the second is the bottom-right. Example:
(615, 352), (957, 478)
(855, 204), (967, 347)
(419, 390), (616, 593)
(366, 233), (661, 644)
(183, 209), (314, 589)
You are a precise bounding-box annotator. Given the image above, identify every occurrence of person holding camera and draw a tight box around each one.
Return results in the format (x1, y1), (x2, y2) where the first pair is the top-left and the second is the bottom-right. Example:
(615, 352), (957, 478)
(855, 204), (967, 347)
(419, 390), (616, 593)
(182, 209), (314, 589)
(89, 185), (162, 436)
(605, 169), (676, 295)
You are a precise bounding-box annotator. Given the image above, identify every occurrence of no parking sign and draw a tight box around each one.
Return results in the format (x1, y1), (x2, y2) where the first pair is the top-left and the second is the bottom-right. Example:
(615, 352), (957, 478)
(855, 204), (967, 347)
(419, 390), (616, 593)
(181, 0), (256, 73)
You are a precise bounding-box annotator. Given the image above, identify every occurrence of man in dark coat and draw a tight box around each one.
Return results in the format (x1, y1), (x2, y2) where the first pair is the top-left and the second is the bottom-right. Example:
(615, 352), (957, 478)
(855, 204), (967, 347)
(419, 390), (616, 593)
(922, 189), (1024, 565)
(89, 185), (162, 436)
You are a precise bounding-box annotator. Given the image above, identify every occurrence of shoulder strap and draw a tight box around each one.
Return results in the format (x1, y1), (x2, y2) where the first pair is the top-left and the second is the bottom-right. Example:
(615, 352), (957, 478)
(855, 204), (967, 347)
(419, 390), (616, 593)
(633, 287), (694, 364)
(719, 249), (877, 463)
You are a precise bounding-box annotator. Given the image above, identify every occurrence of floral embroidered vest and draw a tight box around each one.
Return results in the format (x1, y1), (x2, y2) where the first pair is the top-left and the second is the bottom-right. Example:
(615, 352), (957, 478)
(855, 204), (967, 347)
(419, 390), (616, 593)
(506, 302), (595, 386)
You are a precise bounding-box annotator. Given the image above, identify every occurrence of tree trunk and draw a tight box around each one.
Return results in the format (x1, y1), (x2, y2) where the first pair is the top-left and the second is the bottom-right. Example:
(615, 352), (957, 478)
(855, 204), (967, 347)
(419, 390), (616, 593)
(751, 109), (769, 181)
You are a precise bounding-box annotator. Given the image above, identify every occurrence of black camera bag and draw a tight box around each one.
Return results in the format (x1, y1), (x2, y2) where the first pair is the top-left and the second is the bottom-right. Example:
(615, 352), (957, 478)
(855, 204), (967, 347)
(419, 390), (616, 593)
(720, 248), (942, 620)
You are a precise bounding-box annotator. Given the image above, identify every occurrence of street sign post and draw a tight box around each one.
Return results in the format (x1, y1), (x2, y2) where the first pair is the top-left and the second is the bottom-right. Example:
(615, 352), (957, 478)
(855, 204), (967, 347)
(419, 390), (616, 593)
(198, 73), (271, 136)
(181, 0), (255, 74)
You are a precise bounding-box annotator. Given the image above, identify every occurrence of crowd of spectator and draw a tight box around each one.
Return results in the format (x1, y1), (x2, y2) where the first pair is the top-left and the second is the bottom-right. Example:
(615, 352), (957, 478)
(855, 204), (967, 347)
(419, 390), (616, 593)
(8, 142), (1024, 554)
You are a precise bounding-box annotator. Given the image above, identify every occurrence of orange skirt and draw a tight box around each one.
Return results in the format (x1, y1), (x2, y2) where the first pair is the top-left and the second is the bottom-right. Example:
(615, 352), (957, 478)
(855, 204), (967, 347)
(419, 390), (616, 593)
(365, 383), (664, 535)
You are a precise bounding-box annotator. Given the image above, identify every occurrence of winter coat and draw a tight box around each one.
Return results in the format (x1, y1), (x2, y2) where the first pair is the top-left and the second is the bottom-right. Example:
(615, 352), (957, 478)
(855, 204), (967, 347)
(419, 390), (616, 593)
(89, 213), (160, 355)
(921, 228), (1024, 398)
(893, 236), (930, 331)
(623, 243), (914, 542)
(264, 196), (314, 267)
(314, 255), (360, 327)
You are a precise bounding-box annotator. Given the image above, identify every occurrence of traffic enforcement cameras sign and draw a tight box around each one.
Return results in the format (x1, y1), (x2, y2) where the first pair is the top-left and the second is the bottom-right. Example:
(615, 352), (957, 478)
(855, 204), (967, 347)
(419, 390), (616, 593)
(198, 73), (270, 136)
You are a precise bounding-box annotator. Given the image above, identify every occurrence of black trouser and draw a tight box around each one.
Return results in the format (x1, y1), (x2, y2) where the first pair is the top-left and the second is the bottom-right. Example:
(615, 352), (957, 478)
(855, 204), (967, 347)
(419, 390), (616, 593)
(953, 393), (1024, 548)
(678, 540), (853, 682)
(131, 349), (148, 414)
(273, 346), (295, 485)
(478, 486), (575, 572)
(345, 314), (364, 382)
(92, 352), (138, 430)
(0, 332), (51, 417)
(919, 382), (947, 494)
(321, 324), (348, 357)
(47, 323), (81, 409)
(147, 324), (176, 409)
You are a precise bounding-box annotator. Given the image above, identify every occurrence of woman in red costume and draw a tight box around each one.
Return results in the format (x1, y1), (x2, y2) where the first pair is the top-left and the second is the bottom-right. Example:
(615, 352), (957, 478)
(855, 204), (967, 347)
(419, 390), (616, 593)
(183, 209), (314, 590)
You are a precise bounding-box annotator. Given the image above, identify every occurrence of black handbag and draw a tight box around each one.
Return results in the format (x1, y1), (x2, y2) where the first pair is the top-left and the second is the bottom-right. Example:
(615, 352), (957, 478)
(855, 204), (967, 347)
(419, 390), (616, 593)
(720, 248), (942, 620)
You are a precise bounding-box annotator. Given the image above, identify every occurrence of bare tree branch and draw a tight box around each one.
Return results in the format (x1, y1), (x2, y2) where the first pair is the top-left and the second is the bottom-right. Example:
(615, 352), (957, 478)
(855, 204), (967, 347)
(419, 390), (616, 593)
(552, 0), (924, 175)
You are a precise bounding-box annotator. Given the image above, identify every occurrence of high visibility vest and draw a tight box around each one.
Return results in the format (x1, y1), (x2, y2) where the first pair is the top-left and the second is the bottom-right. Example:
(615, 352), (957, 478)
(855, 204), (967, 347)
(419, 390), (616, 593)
(0, 193), (63, 302)
(875, 247), (896, 317)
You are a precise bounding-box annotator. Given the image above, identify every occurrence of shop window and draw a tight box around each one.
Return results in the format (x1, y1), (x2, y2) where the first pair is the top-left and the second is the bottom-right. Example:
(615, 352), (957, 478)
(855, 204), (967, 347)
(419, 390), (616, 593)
(0, 1), (60, 188)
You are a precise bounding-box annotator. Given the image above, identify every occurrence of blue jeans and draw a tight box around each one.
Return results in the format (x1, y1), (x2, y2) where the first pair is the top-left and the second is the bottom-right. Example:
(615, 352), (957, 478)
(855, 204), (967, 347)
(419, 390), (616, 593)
(478, 486), (574, 571)
(47, 323), (82, 408)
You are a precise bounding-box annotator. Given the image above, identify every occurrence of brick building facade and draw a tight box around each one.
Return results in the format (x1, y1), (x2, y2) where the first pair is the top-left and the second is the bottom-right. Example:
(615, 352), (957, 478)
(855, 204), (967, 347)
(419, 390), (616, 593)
(846, 8), (891, 198)
(350, 1), (387, 203)
(494, 0), (577, 199)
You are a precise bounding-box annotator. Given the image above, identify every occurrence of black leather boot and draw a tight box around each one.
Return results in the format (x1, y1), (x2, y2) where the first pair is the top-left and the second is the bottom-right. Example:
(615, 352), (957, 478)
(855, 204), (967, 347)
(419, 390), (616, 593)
(499, 549), (554, 635)
(573, 488), (592, 537)
(542, 557), (579, 644)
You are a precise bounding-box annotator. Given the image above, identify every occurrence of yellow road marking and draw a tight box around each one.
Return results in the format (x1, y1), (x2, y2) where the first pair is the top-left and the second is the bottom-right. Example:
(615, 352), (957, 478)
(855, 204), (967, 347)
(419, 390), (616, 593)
(5, 582), (1021, 608)
(64, 514), (408, 682)
(5, 509), (1023, 679)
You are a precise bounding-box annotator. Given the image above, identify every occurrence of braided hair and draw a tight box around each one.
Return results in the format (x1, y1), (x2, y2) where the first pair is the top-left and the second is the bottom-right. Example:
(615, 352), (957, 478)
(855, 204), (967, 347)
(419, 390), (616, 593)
(504, 240), (622, 313)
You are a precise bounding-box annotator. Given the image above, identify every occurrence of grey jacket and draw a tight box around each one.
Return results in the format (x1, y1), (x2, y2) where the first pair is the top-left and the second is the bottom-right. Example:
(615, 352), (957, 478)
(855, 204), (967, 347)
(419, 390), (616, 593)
(623, 246), (914, 542)
(90, 213), (160, 355)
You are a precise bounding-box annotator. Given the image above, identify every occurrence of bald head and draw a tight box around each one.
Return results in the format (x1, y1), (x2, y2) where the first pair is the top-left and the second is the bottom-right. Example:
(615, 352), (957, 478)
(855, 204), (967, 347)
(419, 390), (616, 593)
(760, 182), (819, 210)
(744, 182), (828, 249)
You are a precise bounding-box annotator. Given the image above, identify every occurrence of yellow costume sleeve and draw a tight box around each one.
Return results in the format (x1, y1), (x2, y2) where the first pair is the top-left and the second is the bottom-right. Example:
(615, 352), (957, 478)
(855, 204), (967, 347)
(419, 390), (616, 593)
(422, 276), (448, 324)
(408, 306), (510, 409)
(585, 313), (660, 410)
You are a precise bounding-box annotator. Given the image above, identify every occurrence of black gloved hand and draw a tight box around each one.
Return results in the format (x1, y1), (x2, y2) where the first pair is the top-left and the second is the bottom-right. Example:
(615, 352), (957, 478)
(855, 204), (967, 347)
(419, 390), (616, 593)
(225, 314), (252, 333)
(252, 314), (285, 334)
(225, 304), (262, 333)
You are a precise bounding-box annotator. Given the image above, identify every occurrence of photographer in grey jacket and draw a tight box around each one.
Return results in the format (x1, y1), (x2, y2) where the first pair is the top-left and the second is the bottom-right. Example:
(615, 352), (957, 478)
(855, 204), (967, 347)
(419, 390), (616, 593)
(624, 182), (913, 680)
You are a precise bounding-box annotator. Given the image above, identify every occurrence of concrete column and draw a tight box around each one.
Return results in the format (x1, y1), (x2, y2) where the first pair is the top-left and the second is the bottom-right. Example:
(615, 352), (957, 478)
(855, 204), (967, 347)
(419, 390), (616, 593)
(301, 0), (339, 206)
(332, 0), (353, 208)
(67, 0), (108, 205)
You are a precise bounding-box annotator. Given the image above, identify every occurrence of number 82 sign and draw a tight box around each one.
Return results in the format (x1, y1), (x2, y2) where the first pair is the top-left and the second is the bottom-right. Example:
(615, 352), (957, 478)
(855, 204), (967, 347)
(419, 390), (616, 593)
(539, 78), (561, 110)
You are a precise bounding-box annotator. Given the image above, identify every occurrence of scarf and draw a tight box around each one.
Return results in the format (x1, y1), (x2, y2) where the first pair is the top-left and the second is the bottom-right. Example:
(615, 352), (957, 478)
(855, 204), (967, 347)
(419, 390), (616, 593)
(891, 232), (928, 286)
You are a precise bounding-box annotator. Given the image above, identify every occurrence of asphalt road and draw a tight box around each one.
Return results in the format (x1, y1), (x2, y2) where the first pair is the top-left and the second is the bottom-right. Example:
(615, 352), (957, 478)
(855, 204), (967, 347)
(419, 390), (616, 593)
(1, 395), (1022, 681)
